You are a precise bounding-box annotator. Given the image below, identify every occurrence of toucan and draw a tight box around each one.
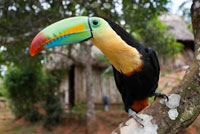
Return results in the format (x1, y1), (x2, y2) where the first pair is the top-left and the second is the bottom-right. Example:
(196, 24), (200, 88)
(30, 16), (168, 126)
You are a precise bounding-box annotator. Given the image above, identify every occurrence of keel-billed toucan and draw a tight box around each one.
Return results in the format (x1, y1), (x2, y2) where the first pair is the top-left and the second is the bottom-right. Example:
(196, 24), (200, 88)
(30, 16), (168, 126)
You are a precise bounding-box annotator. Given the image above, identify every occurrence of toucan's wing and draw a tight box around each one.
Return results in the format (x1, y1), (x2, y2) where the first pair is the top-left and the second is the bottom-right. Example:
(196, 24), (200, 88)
(145, 47), (160, 82)
(112, 66), (124, 94)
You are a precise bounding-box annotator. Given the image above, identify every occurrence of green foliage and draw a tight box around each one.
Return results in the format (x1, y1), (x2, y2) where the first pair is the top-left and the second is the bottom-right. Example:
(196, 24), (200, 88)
(3, 66), (64, 129)
(187, 22), (193, 33)
(137, 18), (184, 59)
(3, 67), (42, 121)
(72, 102), (86, 113)
(122, 0), (169, 29)
(71, 102), (86, 119)
(176, 77), (182, 82)
(0, 86), (4, 97)
(94, 54), (110, 63)
(164, 82), (170, 89)
(161, 71), (170, 77)
(101, 66), (113, 76)
(41, 72), (64, 130)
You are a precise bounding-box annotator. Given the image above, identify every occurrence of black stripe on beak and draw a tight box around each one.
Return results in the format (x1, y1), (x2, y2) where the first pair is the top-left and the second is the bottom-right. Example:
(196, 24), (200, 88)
(88, 17), (93, 38)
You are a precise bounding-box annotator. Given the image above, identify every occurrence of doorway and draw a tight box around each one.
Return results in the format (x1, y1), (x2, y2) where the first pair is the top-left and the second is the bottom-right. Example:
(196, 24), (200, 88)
(69, 65), (75, 109)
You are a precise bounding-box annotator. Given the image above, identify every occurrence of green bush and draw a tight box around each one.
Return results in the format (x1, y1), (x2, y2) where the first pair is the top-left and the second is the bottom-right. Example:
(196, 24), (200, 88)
(3, 67), (64, 129)
(3, 67), (42, 121)
(42, 73), (64, 130)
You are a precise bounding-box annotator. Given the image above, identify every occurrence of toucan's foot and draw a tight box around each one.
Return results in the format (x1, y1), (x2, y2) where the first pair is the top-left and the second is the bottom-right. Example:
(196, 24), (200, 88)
(128, 109), (144, 128)
(154, 92), (169, 101)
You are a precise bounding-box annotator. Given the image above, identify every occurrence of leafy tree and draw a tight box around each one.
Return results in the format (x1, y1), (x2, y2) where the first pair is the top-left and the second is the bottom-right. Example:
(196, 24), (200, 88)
(137, 18), (184, 59)
(0, 0), (182, 69)
(3, 66), (64, 129)
(42, 72), (64, 130)
(3, 67), (42, 121)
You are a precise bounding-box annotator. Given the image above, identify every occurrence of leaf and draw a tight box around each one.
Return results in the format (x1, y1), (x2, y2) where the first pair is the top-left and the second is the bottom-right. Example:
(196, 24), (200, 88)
(101, 66), (113, 76)
(94, 53), (110, 63)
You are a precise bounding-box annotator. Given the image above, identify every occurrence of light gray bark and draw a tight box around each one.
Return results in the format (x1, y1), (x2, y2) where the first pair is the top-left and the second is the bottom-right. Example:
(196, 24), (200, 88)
(85, 43), (97, 134)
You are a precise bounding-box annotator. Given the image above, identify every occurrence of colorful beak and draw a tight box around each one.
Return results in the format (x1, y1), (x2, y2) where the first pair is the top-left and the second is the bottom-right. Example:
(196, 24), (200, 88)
(30, 16), (92, 56)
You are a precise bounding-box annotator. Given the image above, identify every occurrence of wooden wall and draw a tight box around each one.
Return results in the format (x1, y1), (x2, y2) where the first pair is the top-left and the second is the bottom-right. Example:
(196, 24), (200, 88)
(59, 74), (70, 110)
(59, 65), (123, 110)
(74, 66), (122, 104)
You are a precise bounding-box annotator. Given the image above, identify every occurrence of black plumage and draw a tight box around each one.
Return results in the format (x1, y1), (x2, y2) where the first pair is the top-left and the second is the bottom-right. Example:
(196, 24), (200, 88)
(103, 18), (160, 113)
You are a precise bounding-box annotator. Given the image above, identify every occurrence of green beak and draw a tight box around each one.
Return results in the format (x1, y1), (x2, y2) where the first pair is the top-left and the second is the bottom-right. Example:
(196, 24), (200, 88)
(30, 16), (92, 56)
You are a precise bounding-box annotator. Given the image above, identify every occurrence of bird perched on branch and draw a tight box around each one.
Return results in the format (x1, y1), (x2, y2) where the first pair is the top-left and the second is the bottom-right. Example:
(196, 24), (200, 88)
(30, 16), (168, 127)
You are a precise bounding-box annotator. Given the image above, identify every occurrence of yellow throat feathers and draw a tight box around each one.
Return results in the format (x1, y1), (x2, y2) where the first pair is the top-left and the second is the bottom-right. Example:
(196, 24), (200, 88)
(91, 26), (143, 76)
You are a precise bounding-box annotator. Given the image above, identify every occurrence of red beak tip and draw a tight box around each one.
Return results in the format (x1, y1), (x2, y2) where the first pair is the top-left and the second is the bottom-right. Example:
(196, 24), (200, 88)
(30, 53), (35, 56)
(30, 32), (48, 57)
(30, 45), (36, 56)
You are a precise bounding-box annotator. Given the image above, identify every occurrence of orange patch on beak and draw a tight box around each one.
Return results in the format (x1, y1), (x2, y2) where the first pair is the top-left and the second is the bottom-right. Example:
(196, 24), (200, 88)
(62, 24), (85, 35)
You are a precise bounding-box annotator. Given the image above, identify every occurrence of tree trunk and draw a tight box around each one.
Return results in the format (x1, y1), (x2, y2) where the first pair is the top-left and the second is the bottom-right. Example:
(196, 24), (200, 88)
(85, 43), (97, 134)
(111, 1), (200, 134)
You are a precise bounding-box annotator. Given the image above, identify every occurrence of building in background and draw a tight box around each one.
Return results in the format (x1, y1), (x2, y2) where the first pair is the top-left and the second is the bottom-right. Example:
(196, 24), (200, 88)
(159, 14), (194, 71)
(160, 14), (194, 50)
(45, 44), (122, 111)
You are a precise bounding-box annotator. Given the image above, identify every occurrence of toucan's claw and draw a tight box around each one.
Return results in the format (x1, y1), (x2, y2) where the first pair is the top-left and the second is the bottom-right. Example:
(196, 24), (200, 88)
(128, 109), (144, 128)
(154, 92), (169, 102)
(134, 117), (144, 128)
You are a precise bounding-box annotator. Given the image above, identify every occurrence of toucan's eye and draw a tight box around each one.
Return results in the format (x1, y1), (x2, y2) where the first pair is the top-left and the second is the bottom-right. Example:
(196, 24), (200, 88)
(92, 20), (99, 25)
(91, 19), (100, 28)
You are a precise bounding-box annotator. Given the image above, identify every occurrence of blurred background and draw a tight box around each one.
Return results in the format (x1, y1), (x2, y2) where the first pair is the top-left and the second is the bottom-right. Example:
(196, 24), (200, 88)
(0, 0), (198, 134)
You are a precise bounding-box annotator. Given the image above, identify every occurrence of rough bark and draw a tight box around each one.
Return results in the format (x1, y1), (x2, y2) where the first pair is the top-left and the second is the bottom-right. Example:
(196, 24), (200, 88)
(111, 1), (200, 134)
(85, 43), (97, 134)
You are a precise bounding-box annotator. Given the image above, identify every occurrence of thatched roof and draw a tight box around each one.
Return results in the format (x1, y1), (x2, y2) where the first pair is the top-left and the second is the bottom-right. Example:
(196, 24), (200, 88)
(159, 14), (194, 41)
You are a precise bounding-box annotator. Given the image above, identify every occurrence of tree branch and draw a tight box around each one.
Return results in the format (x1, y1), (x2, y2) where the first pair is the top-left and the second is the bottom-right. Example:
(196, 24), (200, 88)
(0, 30), (41, 45)
(111, 1), (200, 134)
(51, 48), (109, 68)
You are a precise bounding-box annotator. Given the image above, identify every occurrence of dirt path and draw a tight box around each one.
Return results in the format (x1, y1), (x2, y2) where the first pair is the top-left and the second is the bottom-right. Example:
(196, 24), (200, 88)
(159, 69), (186, 94)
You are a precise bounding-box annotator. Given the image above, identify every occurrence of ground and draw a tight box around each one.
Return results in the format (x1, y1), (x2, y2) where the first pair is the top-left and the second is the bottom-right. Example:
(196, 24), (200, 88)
(0, 69), (199, 134)
(0, 106), (127, 134)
